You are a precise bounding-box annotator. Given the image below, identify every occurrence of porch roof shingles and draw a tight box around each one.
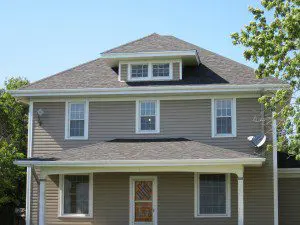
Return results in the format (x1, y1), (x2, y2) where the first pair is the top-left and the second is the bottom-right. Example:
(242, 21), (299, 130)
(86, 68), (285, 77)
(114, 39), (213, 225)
(20, 33), (284, 90)
(31, 138), (260, 162)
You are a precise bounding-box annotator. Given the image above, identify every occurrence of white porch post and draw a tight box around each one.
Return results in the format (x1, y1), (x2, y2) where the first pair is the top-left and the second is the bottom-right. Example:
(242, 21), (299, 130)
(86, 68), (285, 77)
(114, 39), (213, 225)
(238, 176), (244, 225)
(39, 177), (46, 225)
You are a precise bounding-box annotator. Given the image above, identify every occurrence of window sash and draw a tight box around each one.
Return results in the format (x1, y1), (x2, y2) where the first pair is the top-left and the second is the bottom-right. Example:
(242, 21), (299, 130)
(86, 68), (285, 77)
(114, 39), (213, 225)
(67, 102), (87, 138)
(60, 174), (93, 217)
(214, 99), (234, 136)
(136, 100), (159, 133)
(131, 64), (149, 78)
(152, 63), (170, 77)
(195, 173), (230, 217)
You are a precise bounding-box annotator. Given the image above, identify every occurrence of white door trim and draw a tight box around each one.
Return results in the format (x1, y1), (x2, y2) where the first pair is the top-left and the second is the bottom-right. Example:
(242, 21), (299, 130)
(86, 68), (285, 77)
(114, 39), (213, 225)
(129, 176), (158, 225)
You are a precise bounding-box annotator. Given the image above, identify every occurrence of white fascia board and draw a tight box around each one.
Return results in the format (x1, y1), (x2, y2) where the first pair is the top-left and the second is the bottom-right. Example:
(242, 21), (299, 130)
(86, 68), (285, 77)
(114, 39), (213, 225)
(9, 84), (290, 98)
(101, 50), (200, 62)
(14, 158), (265, 167)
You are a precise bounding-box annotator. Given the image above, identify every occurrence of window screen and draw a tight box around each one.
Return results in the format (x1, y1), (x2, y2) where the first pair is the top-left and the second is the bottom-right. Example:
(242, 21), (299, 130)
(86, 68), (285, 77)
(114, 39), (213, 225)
(64, 175), (89, 214)
(199, 174), (226, 215)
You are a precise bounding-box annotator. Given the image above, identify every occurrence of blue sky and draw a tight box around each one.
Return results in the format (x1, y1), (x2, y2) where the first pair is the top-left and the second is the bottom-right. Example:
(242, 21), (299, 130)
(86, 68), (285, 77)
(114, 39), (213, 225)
(0, 0), (264, 88)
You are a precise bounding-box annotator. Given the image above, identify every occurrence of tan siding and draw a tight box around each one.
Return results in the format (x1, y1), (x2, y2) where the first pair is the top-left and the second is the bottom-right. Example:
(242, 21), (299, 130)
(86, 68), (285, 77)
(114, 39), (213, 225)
(120, 64), (128, 81)
(279, 178), (300, 225)
(172, 62), (180, 80)
(32, 98), (262, 155)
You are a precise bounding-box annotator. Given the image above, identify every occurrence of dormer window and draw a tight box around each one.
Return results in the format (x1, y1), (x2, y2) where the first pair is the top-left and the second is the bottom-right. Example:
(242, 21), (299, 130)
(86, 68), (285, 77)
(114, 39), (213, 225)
(120, 60), (181, 82)
(152, 63), (170, 77)
(131, 64), (148, 78)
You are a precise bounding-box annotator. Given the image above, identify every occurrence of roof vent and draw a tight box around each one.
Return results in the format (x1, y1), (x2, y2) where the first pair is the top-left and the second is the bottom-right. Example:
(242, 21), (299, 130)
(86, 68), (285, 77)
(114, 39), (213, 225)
(247, 133), (266, 148)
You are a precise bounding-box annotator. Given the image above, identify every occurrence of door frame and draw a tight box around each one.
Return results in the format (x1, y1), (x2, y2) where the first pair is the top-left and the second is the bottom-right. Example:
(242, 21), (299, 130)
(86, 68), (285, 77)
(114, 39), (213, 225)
(129, 176), (158, 225)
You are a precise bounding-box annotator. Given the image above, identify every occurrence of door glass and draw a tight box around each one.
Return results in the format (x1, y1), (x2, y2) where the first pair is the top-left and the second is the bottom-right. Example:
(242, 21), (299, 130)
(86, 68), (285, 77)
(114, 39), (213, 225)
(134, 181), (153, 222)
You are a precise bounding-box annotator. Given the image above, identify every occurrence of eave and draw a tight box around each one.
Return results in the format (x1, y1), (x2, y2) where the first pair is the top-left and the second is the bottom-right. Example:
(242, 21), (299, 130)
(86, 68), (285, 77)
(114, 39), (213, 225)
(9, 83), (289, 98)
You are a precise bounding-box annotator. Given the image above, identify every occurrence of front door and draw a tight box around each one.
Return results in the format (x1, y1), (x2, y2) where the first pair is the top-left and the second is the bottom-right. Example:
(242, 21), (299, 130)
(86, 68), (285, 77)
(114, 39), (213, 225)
(130, 176), (157, 225)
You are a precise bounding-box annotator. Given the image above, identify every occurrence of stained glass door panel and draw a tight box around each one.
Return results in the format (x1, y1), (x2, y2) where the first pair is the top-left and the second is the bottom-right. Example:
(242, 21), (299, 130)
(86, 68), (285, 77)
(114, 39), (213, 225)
(134, 181), (153, 223)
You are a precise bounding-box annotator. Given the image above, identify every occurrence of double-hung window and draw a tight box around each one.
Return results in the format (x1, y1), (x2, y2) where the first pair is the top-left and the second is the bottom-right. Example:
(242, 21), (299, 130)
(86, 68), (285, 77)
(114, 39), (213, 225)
(136, 100), (160, 133)
(212, 99), (236, 137)
(59, 174), (93, 218)
(194, 173), (231, 217)
(65, 101), (89, 140)
(131, 64), (149, 78)
(152, 63), (170, 77)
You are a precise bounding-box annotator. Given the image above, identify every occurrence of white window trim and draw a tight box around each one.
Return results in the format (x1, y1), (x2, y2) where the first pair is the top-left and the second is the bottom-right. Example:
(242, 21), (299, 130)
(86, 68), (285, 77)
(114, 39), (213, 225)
(65, 100), (89, 140)
(123, 59), (182, 81)
(211, 98), (237, 138)
(59, 173), (93, 218)
(194, 173), (231, 218)
(135, 99), (160, 134)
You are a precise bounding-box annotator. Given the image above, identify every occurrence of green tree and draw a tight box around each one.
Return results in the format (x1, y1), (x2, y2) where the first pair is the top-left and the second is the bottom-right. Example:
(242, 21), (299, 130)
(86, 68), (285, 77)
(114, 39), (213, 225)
(231, 0), (300, 159)
(0, 77), (29, 210)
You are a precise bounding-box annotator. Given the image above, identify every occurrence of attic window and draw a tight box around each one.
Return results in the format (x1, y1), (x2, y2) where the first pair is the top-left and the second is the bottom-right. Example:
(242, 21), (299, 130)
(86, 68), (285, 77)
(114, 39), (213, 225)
(126, 60), (180, 81)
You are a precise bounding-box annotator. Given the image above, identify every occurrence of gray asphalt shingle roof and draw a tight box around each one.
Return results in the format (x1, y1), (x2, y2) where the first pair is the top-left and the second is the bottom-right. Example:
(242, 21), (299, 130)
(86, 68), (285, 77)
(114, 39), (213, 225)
(31, 138), (260, 162)
(21, 33), (284, 90)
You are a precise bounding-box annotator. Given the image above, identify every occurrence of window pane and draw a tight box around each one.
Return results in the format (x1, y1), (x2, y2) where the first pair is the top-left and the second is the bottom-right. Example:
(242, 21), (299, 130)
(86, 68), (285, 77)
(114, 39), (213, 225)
(70, 120), (84, 136)
(216, 117), (232, 134)
(64, 175), (89, 214)
(141, 101), (156, 116)
(70, 103), (84, 120)
(152, 63), (169, 77)
(131, 65), (148, 78)
(199, 174), (226, 214)
(141, 116), (156, 131)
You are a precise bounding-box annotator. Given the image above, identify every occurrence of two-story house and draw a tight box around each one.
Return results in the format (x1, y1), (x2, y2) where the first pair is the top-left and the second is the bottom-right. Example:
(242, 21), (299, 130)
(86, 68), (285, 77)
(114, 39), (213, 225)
(12, 33), (299, 225)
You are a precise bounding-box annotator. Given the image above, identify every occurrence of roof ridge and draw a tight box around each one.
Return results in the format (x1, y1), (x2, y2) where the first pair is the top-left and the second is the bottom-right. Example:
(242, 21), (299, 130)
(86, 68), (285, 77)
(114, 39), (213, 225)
(20, 57), (102, 90)
(101, 33), (160, 54)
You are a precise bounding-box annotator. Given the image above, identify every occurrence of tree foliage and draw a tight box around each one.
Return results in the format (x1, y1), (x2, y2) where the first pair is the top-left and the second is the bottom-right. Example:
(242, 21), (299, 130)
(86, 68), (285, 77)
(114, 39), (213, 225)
(231, 0), (300, 159)
(0, 77), (29, 210)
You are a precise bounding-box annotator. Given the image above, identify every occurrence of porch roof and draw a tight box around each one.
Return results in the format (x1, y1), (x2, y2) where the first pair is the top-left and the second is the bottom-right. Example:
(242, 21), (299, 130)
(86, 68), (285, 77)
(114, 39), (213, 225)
(15, 138), (265, 167)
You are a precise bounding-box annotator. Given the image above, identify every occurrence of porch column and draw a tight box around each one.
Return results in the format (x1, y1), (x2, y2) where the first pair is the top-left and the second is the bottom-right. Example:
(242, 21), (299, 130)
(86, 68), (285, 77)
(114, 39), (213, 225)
(238, 176), (244, 225)
(39, 178), (46, 225)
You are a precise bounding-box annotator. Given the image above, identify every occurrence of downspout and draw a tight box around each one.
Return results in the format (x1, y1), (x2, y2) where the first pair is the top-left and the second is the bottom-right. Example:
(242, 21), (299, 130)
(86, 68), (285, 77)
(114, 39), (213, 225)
(272, 113), (278, 225)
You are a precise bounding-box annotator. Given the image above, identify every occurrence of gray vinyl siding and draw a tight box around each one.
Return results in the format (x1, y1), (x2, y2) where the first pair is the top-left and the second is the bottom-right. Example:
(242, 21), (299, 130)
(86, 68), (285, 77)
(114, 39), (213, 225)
(120, 64), (128, 81)
(30, 98), (275, 224)
(32, 98), (263, 154)
(279, 178), (300, 225)
(172, 62), (180, 80)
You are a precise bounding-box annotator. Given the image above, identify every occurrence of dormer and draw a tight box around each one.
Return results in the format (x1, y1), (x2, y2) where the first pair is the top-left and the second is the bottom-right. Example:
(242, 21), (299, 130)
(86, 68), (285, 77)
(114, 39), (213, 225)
(101, 33), (200, 82)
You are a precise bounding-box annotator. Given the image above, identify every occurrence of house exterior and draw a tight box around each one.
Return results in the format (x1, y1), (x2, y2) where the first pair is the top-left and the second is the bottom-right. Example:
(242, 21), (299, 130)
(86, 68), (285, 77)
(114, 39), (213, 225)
(11, 33), (299, 225)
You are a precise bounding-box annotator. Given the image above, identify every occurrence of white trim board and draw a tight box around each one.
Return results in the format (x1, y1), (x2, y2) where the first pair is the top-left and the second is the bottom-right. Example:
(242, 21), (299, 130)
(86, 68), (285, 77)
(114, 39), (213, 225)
(278, 168), (300, 178)
(15, 158), (265, 167)
(25, 101), (33, 225)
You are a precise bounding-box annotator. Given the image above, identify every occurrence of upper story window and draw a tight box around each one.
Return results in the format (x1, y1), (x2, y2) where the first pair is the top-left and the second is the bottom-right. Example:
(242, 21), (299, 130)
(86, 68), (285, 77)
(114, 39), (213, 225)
(194, 173), (231, 217)
(65, 101), (89, 140)
(59, 174), (93, 218)
(136, 100), (160, 134)
(211, 99), (236, 138)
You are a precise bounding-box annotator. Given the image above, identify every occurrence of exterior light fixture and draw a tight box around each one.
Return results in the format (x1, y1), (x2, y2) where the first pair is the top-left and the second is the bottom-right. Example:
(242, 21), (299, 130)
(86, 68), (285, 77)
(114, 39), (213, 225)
(36, 109), (44, 126)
